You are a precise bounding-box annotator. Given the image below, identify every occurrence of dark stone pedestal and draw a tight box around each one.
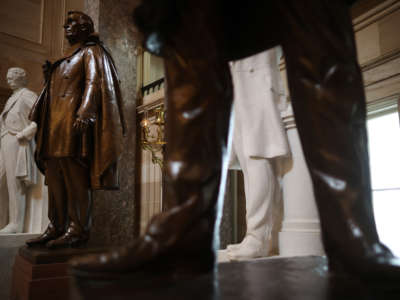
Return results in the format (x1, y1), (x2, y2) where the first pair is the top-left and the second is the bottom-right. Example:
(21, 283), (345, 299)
(72, 256), (400, 300)
(11, 246), (103, 300)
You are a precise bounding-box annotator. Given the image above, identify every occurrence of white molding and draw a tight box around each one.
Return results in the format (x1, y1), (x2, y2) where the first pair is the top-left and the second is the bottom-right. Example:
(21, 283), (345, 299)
(137, 88), (165, 114)
(353, 0), (400, 31)
(0, 233), (39, 248)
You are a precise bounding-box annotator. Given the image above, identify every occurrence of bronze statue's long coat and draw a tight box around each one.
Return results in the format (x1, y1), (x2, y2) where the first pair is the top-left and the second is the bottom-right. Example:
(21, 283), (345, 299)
(30, 37), (126, 190)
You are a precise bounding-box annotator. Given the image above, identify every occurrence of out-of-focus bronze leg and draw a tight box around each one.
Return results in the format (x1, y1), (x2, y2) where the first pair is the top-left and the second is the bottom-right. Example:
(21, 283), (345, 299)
(280, 0), (400, 281)
(71, 0), (400, 283)
(71, 0), (233, 278)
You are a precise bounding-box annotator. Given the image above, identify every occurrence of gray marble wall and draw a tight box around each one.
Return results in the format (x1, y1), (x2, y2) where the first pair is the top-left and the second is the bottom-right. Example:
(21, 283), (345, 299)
(87, 0), (139, 247)
(219, 171), (246, 249)
(219, 173), (234, 249)
(84, 0), (99, 31)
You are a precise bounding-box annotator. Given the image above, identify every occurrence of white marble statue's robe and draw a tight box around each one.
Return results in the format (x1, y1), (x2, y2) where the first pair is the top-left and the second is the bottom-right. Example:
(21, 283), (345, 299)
(229, 48), (289, 163)
(0, 87), (38, 231)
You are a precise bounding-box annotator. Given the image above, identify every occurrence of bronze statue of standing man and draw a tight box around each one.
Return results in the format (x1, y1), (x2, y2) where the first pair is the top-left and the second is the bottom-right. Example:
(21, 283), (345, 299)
(27, 11), (126, 249)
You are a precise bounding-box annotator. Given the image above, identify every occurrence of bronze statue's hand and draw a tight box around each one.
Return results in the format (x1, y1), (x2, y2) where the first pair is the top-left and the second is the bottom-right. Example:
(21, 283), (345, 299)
(73, 117), (91, 133)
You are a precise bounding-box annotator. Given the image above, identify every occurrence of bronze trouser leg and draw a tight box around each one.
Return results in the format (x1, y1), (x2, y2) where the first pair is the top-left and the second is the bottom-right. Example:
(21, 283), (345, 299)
(144, 1), (233, 258)
(157, 56), (232, 253)
(47, 158), (92, 234)
(279, 0), (381, 261)
(47, 159), (68, 231)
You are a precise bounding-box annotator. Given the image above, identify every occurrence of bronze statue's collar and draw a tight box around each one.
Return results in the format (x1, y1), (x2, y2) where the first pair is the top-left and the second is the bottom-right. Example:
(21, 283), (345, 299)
(62, 42), (84, 59)
(61, 34), (102, 60)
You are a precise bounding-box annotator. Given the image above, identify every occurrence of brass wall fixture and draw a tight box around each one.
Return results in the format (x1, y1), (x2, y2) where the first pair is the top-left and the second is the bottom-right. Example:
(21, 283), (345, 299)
(140, 105), (166, 168)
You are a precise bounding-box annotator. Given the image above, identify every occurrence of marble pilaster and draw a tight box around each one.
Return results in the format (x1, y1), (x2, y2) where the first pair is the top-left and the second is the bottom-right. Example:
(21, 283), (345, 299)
(88, 0), (139, 247)
(278, 105), (324, 256)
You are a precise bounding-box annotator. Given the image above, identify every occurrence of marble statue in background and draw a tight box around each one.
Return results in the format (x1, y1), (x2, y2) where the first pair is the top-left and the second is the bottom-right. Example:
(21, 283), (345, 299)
(226, 47), (289, 260)
(26, 11), (126, 249)
(0, 67), (38, 234)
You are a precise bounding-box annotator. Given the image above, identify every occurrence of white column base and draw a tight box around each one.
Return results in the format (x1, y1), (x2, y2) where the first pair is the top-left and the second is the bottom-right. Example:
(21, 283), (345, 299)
(279, 105), (324, 257)
(0, 233), (40, 248)
(217, 249), (230, 263)
(279, 220), (324, 256)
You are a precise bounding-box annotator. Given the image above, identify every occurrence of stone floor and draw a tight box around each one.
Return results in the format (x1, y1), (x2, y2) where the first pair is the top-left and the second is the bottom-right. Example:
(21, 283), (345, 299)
(71, 256), (400, 300)
(0, 233), (39, 300)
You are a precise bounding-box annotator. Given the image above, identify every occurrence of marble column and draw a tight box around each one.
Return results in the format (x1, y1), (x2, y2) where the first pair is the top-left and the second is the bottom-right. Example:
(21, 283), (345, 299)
(278, 105), (325, 256)
(84, 0), (99, 31)
(85, 0), (139, 247)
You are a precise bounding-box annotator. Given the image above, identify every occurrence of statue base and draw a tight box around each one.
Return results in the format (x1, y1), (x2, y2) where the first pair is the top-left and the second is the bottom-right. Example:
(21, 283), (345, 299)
(11, 245), (104, 300)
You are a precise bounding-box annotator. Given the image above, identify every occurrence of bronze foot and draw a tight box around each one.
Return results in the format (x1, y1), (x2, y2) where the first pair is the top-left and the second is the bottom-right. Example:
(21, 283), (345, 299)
(70, 213), (215, 280)
(70, 236), (161, 278)
(71, 241), (214, 281)
(46, 228), (88, 249)
(26, 224), (63, 247)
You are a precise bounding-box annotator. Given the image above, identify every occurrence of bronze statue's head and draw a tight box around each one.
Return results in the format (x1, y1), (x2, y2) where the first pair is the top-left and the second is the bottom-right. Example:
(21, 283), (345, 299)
(64, 11), (94, 45)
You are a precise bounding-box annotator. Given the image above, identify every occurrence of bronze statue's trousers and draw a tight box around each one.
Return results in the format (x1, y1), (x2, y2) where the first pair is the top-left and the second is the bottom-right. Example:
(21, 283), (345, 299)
(69, 0), (398, 280)
(158, 0), (386, 273)
(46, 158), (92, 235)
(276, 0), (382, 268)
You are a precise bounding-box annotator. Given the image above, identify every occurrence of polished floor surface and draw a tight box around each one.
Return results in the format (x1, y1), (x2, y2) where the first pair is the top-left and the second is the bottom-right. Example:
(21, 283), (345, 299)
(72, 256), (400, 300)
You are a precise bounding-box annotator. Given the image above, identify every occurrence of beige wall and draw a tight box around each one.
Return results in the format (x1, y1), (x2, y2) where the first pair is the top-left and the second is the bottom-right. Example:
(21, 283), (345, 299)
(279, 0), (400, 105)
(136, 48), (165, 104)
(0, 0), (84, 96)
(354, 0), (400, 103)
(139, 137), (163, 233)
(136, 92), (164, 233)
(135, 39), (165, 232)
(143, 52), (164, 87)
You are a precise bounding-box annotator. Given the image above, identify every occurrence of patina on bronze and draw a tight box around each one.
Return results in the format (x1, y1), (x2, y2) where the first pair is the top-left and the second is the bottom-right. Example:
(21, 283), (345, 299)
(72, 0), (400, 284)
(26, 11), (126, 249)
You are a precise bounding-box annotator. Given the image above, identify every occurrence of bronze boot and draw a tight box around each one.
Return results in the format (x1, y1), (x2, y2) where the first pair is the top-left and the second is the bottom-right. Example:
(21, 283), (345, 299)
(277, 0), (400, 283)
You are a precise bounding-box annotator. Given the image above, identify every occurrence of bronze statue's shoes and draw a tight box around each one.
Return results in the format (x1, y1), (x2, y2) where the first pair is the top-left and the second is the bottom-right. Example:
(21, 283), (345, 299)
(70, 235), (214, 281)
(46, 229), (89, 249)
(26, 224), (63, 247)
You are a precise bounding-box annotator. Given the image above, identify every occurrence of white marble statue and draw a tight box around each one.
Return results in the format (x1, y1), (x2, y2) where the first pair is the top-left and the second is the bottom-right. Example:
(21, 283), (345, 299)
(0, 67), (38, 234)
(226, 47), (290, 260)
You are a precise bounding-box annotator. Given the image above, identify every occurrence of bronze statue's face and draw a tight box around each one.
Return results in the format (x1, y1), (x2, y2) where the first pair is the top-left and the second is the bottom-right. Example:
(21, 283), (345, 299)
(64, 13), (88, 45)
